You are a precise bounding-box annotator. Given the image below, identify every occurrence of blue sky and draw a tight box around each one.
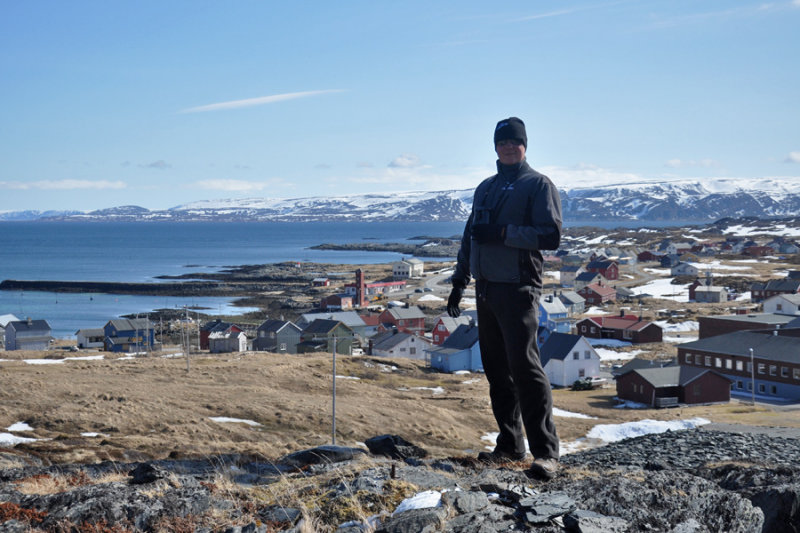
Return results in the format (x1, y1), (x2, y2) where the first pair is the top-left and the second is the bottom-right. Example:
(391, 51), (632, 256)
(1, 1), (798, 212)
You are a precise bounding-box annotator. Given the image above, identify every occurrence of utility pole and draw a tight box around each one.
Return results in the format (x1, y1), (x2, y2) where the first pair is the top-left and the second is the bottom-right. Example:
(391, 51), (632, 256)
(749, 347), (756, 405)
(332, 335), (337, 445)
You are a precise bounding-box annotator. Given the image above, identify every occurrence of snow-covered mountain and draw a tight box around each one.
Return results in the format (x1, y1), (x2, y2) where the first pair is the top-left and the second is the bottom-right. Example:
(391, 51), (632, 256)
(4, 177), (799, 223)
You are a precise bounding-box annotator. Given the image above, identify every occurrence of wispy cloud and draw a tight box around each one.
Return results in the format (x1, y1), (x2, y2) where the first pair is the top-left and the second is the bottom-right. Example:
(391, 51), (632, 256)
(180, 90), (346, 113)
(517, 1), (634, 22)
(388, 153), (422, 168)
(140, 160), (171, 169)
(0, 179), (127, 191)
(664, 158), (721, 169)
(785, 151), (800, 164)
(191, 179), (288, 192)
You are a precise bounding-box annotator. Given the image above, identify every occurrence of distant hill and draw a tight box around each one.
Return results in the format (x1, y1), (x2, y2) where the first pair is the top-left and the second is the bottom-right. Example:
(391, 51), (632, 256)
(4, 177), (800, 223)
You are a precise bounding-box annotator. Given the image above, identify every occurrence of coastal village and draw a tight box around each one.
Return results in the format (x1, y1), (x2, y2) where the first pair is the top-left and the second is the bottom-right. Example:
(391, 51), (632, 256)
(4, 224), (800, 408)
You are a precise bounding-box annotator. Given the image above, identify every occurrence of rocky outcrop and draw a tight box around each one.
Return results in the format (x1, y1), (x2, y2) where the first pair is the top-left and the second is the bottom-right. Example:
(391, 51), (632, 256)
(0, 426), (799, 532)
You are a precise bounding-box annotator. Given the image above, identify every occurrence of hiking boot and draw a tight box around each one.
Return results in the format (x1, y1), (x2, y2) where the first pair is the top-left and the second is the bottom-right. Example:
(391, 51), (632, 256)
(526, 457), (559, 480)
(477, 449), (527, 465)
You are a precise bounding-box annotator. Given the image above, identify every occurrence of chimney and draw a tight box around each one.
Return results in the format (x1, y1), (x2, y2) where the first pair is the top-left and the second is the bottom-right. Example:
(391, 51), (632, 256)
(619, 310), (625, 318)
(27, 317), (32, 326)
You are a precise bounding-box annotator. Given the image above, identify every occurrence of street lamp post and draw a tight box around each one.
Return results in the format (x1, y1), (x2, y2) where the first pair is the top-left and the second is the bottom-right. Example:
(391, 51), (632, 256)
(749, 347), (755, 405)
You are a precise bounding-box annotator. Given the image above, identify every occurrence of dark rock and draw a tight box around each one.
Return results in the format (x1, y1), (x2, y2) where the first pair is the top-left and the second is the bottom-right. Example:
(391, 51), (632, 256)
(129, 462), (169, 484)
(278, 445), (367, 469)
(750, 485), (800, 533)
(365, 434), (428, 460)
(563, 509), (629, 533)
(441, 490), (490, 514)
(375, 507), (448, 533)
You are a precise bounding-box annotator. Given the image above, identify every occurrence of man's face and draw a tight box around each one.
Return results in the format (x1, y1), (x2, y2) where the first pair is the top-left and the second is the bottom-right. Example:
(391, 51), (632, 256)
(495, 139), (526, 165)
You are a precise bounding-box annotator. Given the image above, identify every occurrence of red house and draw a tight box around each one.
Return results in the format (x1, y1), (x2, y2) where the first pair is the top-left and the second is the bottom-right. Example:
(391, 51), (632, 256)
(586, 259), (619, 281)
(616, 366), (731, 407)
(577, 283), (617, 305)
(320, 294), (353, 311)
(431, 315), (473, 345)
(575, 314), (663, 344)
(378, 306), (426, 336)
(637, 251), (662, 263)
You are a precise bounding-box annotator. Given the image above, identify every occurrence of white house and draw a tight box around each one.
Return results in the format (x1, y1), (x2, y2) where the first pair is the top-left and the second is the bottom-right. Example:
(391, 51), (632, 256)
(763, 293), (800, 316)
(4, 318), (52, 351)
(369, 329), (430, 360)
(539, 332), (601, 388)
(392, 258), (424, 279)
(209, 330), (247, 353)
(671, 262), (699, 277)
(75, 328), (105, 349)
(0, 314), (20, 349)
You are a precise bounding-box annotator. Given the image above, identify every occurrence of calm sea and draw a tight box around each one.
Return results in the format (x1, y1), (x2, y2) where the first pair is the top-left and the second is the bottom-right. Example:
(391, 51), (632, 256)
(0, 221), (465, 338)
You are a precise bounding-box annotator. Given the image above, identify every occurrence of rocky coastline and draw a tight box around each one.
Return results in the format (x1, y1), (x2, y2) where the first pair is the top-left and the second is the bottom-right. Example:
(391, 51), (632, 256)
(1, 424), (798, 532)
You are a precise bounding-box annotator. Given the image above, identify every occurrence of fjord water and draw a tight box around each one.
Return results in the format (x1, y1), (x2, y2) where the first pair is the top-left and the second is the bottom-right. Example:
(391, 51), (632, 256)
(0, 221), (465, 338)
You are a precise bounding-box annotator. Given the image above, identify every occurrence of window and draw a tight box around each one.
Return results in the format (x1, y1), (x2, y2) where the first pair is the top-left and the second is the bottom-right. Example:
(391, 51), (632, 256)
(579, 369), (585, 377)
(771, 385), (777, 395)
(590, 327), (596, 334)
(585, 351), (591, 359)
(769, 365), (777, 376)
(438, 324), (445, 331)
(279, 343), (287, 351)
(736, 380), (743, 390)
(782, 367), (789, 378)
(705, 356), (712, 367)
(573, 352), (579, 360)
(715, 358), (722, 368)
(758, 364), (766, 375)
(434, 335), (439, 343)
(736, 360), (744, 371)
(693, 384), (701, 396)
(747, 382), (753, 391)
(747, 362), (753, 373)
(758, 383), (766, 393)
(410, 347), (416, 355)
(794, 368), (800, 380)
(685, 353), (692, 364)
(777, 303), (783, 311)
(725, 359), (733, 370)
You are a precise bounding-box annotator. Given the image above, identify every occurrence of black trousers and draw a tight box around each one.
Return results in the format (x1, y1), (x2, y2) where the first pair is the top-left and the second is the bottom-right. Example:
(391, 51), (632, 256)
(476, 280), (559, 459)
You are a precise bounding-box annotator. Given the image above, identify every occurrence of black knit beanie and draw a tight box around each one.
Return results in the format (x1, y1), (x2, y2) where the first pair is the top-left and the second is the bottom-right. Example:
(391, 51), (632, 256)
(494, 117), (527, 148)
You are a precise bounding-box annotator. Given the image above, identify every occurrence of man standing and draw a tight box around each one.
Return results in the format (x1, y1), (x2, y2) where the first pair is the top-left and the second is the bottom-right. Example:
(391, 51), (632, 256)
(447, 117), (562, 480)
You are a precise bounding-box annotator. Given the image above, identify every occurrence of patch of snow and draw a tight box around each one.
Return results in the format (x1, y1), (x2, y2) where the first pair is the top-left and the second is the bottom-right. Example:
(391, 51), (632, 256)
(6, 422), (33, 432)
(209, 417), (261, 426)
(553, 408), (597, 419)
(417, 294), (444, 302)
(392, 490), (442, 515)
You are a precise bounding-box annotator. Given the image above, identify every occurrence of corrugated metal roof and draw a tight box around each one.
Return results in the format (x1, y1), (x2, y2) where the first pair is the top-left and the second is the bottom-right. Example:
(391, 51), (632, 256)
(679, 330), (800, 363)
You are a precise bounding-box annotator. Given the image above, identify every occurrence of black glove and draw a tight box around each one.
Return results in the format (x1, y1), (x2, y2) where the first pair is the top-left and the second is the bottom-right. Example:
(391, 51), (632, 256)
(447, 286), (464, 318)
(471, 224), (506, 244)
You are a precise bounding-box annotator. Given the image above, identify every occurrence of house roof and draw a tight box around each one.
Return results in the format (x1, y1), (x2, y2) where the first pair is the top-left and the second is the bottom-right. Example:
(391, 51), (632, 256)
(540, 333), (589, 366)
(756, 279), (800, 292)
(257, 319), (300, 334)
(540, 297), (568, 315)
(560, 265), (582, 273)
(0, 314), (20, 328)
(580, 284), (616, 297)
(575, 271), (604, 282)
(303, 319), (350, 335)
(632, 365), (731, 388)
(436, 315), (473, 333)
(75, 328), (105, 336)
(371, 330), (416, 351)
(385, 306), (426, 320)
(704, 312), (797, 326)
(585, 315), (658, 332)
(614, 357), (677, 376)
(7, 319), (51, 333)
(678, 329), (800, 364)
(299, 311), (366, 328)
(587, 259), (615, 269)
(441, 324), (479, 350)
(209, 330), (246, 340)
(765, 293), (800, 306)
(695, 286), (726, 294)
(107, 318), (151, 331)
(557, 291), (584, 305)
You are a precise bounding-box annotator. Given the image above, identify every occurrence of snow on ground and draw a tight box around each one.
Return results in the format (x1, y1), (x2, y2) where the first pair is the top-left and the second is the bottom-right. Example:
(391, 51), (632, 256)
(336, 375), (361, 380)
(0, 354), (107, 365)
(417, 294), (444, 302)
(654, 320), (698, 332)
(588, 338), (631, 348)
(481, 416), (711, 457)
(594, 347), (639, 361)
(553, 407), (597, 420)
(633, 278), (690, 302)
(723, 224), (800, 237)
(0, 422), (40, 446)
(584, 306), (612, 315)
(209, 417), (261, 426)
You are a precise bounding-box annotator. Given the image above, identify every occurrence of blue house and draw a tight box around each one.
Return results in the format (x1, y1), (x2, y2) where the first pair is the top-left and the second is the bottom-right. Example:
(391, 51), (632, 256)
(539, 295), (572, 334)
(4, 318), (51, 351)
(103, 318), (154, 352)
(427, 323), (481, 373)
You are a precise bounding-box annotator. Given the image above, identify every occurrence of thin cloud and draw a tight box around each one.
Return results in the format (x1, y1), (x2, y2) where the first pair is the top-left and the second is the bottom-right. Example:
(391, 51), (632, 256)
(0, 179), (127, 191)
(389, 154), (422, 168)
(517, 1), (634, 22)
(180, 90), (346, 113)
(140, 160), (171, 169)
(785, 152), (800, 164)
